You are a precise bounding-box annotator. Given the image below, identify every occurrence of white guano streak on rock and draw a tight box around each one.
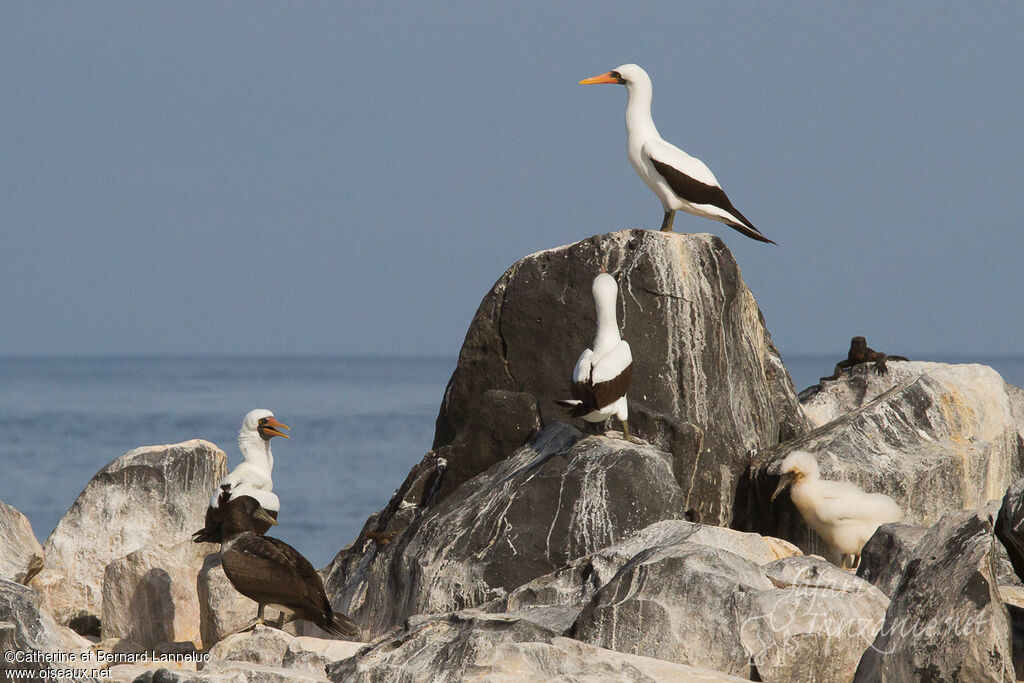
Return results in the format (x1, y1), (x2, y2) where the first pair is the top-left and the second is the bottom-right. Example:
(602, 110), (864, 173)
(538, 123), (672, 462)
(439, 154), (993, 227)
(568, 452), (613, 558)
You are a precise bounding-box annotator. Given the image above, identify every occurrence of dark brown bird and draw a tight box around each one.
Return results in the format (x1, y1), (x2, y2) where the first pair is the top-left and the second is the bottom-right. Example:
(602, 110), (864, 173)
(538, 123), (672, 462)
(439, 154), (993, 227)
(219, 495), (357, 637)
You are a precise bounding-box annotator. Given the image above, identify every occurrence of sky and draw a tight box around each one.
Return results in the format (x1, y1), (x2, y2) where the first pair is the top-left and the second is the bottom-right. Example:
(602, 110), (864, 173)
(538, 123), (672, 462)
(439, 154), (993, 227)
(2, 3), (1022, 359)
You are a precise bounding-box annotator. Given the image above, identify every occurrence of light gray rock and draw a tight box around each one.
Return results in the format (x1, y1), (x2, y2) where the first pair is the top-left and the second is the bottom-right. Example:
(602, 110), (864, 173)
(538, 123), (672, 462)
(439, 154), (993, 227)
(197, 553), (257, 649)
(854, 510), (1014, 682)
(570, 543), (773, 678)
(856, 523), (928, 597)
(0, 499), (44, 585)
(737, 556), (889, 683)
(331, 230), (809, 596)
(327, 424), (691, 638)
(205, 625), (292, 668)
(281, 637), (364, 675)
(740, 362), (1024, 560)
(996, 477), (1024, 583)
(32, 440), (226, 628)
(327, 610), (746, 682)
(502, 519), (800, 631)
(101, 540), (209, 649)
(136, 662), (329, 682)
(0, 580), (92, 677)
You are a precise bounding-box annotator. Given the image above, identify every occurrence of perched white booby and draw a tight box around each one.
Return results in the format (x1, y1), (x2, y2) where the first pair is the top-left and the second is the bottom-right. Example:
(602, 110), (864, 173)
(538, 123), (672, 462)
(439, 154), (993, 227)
(193, 409), (289, 543)
(580, 64), (774, 244)
(219, 495), (357, 636)
(772, 451), (904, 569)
(556, 272), (634, 440)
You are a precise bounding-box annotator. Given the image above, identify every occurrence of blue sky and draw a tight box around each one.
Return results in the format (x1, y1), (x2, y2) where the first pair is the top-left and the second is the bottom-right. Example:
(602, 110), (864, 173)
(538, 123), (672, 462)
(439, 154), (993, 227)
(2, 3), (1022, 357)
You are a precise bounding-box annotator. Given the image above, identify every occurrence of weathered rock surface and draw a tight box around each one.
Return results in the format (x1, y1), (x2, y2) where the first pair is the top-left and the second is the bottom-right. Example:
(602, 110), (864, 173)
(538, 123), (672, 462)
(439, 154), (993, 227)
(206, 625), (293, 667)
(740, 362), (1024, 559)
(0, 580), (92, 676)
(855, 522), (928, 598)
(737, 556), (889, 683)
(32, 440), (226, 627)
(282, 637), (364, 675)
(996, 477), (1024, 583)
(0, 499), (44, 585)
(327, 610), (746, 682)
(327, 424), (692, 637)
(854, 510), (1014, 682)
(197, 553), (257, 649)
(337, 230), (807, 578)
(101, 540), (210, 649)
(500, 518), (800, 632)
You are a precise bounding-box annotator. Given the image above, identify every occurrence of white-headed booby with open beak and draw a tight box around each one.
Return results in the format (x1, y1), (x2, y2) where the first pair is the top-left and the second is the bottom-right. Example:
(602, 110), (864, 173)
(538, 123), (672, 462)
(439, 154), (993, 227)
(580, 64), (774, 244)
(193, 409), (289, 543)
(556, 272), (634, 440)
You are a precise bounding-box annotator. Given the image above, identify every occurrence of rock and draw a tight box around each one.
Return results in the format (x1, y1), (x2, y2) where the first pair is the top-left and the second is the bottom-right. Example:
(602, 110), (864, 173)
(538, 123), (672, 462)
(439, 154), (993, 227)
(206, 625), (292, 667)
(569, 543), (773, 678)
(854, 510), (1015, 682)
(0, 580), (92, 676)
(739, 362), (1024, 560)
(996, 477), (1024, 582)
(281, 637), (364, 675)
(101, 540), (210, 649)
(503, 519), (800, 631)
(327, 610), (746, 682)
(32, 440), (226, 628)
(856, 522), (928, 597)
(197, 553), (257, 648)
(736, 556), (889, 682)
(334, 230), (807, 579)
(0, 499), (44, 585)
(138, 662), (330, 682)
(327, 424), (692, 637)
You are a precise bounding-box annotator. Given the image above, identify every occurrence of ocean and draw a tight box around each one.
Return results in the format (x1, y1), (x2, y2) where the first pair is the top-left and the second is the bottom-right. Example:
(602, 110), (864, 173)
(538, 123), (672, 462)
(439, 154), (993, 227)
(2, 353), (1022, 567)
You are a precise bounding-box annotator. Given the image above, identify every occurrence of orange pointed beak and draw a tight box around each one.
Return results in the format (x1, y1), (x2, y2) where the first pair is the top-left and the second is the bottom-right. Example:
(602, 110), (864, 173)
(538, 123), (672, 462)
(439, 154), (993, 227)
(579, 71), (621, 85)
(262, 417), (290, 438)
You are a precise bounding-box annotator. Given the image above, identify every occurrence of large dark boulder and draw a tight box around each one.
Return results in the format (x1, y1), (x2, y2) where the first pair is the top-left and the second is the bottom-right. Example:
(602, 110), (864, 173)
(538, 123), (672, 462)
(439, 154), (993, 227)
(854, 510), (1014, 682)
(324, 424), (690, 637)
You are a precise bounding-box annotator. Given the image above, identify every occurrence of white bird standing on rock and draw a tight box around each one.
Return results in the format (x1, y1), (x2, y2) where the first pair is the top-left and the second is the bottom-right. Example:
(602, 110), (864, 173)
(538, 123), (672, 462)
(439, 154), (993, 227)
(772, 450), (904, 570)
(556, 272), (634, 440)
(193, 409), (290, 543)
(580, 64), (774, 244)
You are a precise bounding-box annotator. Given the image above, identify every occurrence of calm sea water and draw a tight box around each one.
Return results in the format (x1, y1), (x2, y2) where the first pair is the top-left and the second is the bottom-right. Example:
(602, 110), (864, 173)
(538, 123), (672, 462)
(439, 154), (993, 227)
(2, 353), (1022, 567)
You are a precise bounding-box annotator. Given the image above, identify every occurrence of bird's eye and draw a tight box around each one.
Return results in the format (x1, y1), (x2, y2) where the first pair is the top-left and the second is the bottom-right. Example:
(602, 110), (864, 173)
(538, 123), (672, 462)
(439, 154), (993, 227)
(258, 418), (267, 424)
(610, 71), (624, 83)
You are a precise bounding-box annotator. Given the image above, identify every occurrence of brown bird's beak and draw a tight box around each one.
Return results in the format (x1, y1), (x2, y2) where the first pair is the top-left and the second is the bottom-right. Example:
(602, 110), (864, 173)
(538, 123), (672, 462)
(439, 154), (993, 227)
(771, 472), (795, 502)
(261, 417), (290, 439)
(579, 71), (621, 85)
(254, 507), (278, 527)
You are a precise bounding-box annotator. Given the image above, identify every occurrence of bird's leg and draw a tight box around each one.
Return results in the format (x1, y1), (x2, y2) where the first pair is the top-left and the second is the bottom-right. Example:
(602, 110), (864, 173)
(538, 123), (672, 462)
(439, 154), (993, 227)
(234, 604), (267, 634)
(619, 419), (642, 444)
(273, 611), (285, 629)
(852, 554), (861, 571)
(660, 210), (675, 232)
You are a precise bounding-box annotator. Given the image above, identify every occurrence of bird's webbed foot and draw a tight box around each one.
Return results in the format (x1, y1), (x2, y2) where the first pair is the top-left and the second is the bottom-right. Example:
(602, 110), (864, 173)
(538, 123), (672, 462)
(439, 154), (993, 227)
(660, 211), (675, 232)
(872, 355), (889, 375)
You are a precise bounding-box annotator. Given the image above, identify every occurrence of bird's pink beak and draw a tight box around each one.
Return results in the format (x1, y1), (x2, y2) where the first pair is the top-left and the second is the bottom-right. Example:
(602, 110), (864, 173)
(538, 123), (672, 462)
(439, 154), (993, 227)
(579, 72), (620, 85)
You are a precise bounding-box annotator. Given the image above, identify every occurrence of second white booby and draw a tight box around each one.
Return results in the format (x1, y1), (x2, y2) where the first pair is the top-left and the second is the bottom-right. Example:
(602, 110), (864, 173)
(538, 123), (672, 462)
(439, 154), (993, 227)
(580, 64), (774, 244)
(556, 272), (634, 440)
(193, 409), (290, 543)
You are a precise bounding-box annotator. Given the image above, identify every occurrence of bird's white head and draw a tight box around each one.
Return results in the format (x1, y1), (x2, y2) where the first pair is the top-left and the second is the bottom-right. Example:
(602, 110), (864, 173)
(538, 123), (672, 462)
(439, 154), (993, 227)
(241, 409), (290, 441)
(771, 450), (819, 501)
(592, 272), (619, 306)
(579, 64), (651, 90)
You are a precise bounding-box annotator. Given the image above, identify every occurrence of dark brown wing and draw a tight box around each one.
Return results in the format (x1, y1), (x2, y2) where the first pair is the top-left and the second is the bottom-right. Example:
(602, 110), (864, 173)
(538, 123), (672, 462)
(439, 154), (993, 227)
(221, 534), (331, 617)
(649, 157), (775, 244)
(591, 362), (632, 408)
(192, 490), (230, 543)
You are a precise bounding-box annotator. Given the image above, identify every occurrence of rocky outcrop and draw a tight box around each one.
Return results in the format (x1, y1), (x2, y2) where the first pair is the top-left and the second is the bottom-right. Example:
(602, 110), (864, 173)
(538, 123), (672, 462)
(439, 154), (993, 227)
(0, 499), (44, 585)
(0, 580), (92, 676)
(326, 424), (692, 637)
(101, 540), (210, 649)
(31, 440), (226, 628)
(338, 230), (807, 573)
(739, 362), (1024, 559)
(327, 610), (746, 682)
(854, 510), (1014, 682)
(996, 477), (1024, 582)
(856, 522), (928, 597)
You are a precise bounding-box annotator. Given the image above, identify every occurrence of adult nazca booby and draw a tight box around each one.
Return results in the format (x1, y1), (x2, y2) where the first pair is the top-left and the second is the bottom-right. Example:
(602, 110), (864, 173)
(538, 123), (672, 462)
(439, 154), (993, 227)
(580, 64), (774, 244)
(219, 495), (357, 636)
(556, 272), (634, 440)
(193, 409), (289, 543)
(772, 451), (904, 570)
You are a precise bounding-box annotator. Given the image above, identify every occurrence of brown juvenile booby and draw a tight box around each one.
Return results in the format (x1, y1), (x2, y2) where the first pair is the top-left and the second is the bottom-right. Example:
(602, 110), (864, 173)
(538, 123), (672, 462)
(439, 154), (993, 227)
(193, 409), (289, 544)
(219, 495), (357, 636)
(556, 272), (634, 440)
(580, 64), (774, 244)
(821, 336), (909, 382)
